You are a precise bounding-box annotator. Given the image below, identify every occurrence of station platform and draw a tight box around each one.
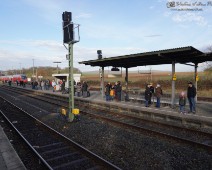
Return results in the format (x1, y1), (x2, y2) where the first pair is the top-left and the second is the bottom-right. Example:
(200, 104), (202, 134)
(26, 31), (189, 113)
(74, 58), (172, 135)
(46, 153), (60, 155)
(0, 126), (26, 170)
(37, 88), (212, 117)
(29, 86), (212, 128)
(5, 84), (212, 119)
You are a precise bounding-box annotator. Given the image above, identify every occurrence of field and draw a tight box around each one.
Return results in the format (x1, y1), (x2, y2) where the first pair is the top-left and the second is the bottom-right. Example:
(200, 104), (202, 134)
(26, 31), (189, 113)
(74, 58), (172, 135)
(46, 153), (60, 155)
(81, 71), (212, 97)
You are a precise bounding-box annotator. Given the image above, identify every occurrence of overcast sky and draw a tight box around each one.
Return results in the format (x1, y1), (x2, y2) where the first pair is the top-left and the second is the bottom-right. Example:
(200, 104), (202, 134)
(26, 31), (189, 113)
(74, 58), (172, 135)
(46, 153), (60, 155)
(0, 0), (211, 73)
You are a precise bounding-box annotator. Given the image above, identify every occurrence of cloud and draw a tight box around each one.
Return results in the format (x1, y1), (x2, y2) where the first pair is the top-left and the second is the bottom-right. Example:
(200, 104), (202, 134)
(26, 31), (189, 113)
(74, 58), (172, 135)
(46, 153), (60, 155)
(0, 40), (64, 51)
(1, 40), (210, 72)
(0, 39), (146, 71)
(172, 13), (207, 26)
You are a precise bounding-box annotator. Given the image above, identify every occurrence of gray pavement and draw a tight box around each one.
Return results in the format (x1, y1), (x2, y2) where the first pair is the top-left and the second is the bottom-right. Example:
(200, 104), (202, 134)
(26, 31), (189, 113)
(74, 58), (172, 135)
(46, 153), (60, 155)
(0, 126), (26, 170)
(2, 84), (212, 118)
(13, 83), (212, 118)
(39, 87), (212, 118)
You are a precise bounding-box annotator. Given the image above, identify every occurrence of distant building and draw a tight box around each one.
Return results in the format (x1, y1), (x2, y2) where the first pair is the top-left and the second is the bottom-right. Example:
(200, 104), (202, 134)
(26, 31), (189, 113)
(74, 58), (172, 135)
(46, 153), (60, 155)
(52, 73), (81, 88)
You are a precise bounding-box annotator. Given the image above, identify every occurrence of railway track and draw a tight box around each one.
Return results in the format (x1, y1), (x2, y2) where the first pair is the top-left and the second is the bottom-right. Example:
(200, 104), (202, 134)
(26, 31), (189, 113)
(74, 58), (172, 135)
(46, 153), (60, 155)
(0, 96), (121, 170)
(1, 85), (212, 152)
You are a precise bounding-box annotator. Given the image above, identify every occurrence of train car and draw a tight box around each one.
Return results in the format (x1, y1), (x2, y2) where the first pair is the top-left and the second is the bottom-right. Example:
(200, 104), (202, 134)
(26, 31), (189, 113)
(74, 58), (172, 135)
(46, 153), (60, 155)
(0, 74), (28, 84)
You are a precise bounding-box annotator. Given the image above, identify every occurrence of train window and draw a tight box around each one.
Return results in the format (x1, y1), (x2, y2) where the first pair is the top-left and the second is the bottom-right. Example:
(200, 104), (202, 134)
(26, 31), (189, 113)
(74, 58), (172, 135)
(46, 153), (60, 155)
(21, 75), (27, 79)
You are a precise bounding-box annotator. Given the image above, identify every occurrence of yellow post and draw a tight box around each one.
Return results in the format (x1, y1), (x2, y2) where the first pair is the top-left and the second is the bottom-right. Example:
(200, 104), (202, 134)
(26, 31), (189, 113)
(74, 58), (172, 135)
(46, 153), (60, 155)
(172, 73), (177, 81)
(72, 108), (80, 121)
(196, 74), (199, 81)
(72, 108), (79, 115)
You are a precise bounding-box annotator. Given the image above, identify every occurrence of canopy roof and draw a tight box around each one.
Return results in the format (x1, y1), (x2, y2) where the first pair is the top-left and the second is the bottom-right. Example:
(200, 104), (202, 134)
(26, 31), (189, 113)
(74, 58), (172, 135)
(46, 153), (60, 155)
(79, 46), (212, 68)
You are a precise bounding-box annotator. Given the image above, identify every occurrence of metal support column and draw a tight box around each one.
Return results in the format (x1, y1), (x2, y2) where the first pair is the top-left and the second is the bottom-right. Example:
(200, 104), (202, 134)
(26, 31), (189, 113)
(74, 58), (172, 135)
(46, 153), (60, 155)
(125, 67), (128, 91)
(194, 63), (198, 102)
(171, 61), (176, 108)
(101, 66), (105, 98)
(68, 43), (74, 122)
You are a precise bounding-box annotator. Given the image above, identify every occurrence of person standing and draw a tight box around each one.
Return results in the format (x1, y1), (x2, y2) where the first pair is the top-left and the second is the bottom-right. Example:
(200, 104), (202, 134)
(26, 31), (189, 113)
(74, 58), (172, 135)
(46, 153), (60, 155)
(41, 81), (45, 90)
(113, 82), (118, 101)
(110, 83), (115, 101)
(149, 83), (154, 105)
(82, 81), (88, 98)
(105, 82), (112, 101)
(116, 81), (122, 101)
(34, 81), (38, 90)
(52, 80), (56, 92)
(46, 79), (50, 90)
(179, 91), (186, 114)
(155, 84), (163, 108)
(145, 84), (151, 107)
(187, 82), (196, 114)
(76, 82), (82, 97)
(61, 79), (66, 94)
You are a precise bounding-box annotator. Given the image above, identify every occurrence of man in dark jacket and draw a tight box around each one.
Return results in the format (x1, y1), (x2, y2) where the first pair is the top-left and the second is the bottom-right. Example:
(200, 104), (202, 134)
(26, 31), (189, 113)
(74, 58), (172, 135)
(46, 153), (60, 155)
(116, 81), (122, 101)
(82, 81), (88, 98)
(187, 82), (196, 113)
(149, 83), (154, 105)
(155, 84), (163, 108)
(145, 84), (151, 107)
(61, 79), (66, 94)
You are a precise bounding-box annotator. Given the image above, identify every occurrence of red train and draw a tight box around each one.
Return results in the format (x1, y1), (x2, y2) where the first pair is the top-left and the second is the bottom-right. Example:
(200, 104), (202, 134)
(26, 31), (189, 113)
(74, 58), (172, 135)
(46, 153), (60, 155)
(0, 74), (28, 84)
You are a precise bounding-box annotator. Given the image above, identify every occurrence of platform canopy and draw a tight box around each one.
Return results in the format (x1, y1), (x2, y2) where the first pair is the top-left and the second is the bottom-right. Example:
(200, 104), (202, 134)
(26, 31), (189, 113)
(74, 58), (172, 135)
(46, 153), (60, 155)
(79, 46), (212, 68)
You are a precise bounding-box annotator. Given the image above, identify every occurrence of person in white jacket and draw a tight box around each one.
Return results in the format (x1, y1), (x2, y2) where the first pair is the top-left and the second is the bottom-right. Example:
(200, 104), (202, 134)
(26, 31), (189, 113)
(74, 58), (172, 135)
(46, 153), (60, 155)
(52, 80), (56, 92)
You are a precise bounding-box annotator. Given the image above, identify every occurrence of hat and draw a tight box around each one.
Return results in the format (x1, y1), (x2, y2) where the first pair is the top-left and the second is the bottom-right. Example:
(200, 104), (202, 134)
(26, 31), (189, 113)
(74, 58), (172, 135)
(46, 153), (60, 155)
(188, 82), (192, 84)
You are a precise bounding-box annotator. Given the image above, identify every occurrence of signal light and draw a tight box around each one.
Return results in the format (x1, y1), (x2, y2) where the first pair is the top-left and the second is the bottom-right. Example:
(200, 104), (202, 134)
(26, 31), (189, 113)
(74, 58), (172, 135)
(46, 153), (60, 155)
(62, 11), (74, 43)
(62, 11), (72, 22)
(97, 50), (102, 55)
(97, 50), (102, 59)
(63, 22), (74, 43)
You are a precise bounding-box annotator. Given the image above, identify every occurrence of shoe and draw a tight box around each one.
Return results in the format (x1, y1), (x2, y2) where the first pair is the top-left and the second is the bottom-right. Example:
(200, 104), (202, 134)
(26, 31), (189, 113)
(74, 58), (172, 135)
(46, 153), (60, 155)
(192, 111), (196, 114)
(180, 112), (183, 114)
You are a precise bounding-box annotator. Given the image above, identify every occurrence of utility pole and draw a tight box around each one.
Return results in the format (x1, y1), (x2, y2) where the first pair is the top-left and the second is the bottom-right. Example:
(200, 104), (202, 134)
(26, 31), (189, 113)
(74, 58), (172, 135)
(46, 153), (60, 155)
(32, 59), (35, 77)
(62, 11), (80, 122)
(19, 63), (22, 74)
(53, 61), (61, 73)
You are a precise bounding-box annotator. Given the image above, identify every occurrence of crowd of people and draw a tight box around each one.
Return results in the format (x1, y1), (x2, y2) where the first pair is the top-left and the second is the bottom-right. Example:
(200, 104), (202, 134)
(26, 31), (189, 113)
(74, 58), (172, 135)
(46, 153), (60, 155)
(144, 81), (196, 114)
(30, 79), (91, 98)
(31, 79), (51, 90)
(29, 79), (197, 114)
(144, 83), (162, 108)
(105, 81), (122, 102)
(75, 81), (90, 98)
(16, 80), (26, 87)
(104, 81), (197, 115)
